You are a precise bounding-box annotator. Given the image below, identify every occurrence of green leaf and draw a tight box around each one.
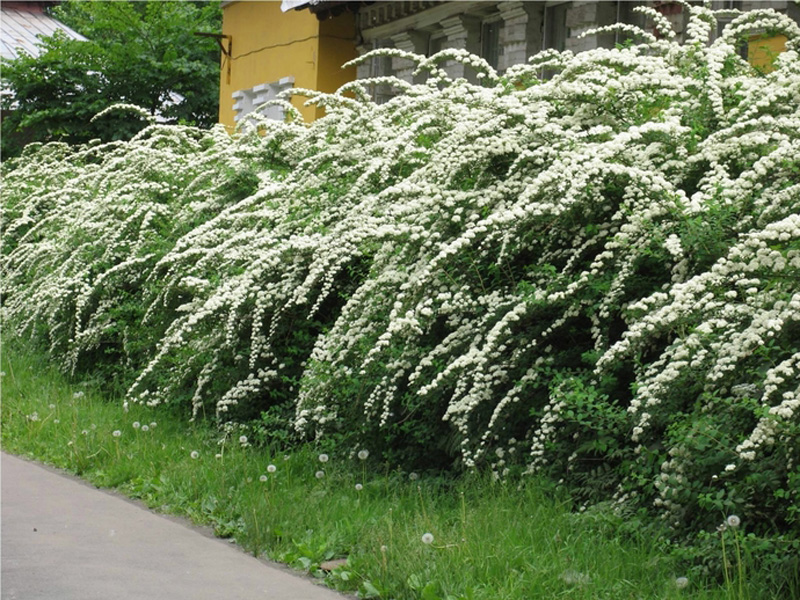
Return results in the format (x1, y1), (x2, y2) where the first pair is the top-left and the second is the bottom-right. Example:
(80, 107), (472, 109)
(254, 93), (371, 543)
(421, 582), (443, 600)
(360, 580), (382, 599)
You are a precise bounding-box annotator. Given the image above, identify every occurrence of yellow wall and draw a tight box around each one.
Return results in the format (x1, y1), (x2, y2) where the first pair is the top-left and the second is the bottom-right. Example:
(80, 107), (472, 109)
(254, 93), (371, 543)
(748, 34), (787, 73)
(219, 1), (357, 129)
(315, 15), (358, 120)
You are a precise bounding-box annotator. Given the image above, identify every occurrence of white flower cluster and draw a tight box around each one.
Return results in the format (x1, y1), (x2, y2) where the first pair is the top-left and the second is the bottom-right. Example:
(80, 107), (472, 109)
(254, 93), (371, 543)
(2, 6), (798, 531)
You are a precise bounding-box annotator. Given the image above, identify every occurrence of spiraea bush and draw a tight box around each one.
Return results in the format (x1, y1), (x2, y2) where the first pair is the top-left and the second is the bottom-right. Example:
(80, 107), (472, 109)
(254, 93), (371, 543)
(3, 3), (798, 568)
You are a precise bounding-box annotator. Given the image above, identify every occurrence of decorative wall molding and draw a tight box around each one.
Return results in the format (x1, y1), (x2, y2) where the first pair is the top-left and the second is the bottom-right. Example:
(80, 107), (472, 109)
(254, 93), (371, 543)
(232, 76), (295, 123)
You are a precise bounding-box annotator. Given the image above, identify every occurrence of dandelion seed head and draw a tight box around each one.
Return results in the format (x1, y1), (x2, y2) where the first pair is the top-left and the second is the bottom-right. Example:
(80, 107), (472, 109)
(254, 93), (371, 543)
(149, 422), (157, 428)
(49, 404), (56, 409)
(355, 483), (363, 491)
(318, 453), (329, 463)
(239, 435), (248, 444)
(190, 450), (199, 459)
(259, 475), (268, 482)
(358, 449), (369, 460)
(141, 425), (149, 432)
(267, 464), (276, 473)
(315, 470), (325, 479)
(675, 576), (689, 589)
(421, 532), (434, 544)
(112, 430), (121, 437)
(409, 472), (419, 481)
(560, 570), (591, 586)
(132, 421), (141, 429)
(726, 515), (741, 528)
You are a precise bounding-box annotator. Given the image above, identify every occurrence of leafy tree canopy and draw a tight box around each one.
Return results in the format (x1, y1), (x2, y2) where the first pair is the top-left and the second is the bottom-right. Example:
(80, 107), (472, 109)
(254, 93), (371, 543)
(1, 0), (221, 158)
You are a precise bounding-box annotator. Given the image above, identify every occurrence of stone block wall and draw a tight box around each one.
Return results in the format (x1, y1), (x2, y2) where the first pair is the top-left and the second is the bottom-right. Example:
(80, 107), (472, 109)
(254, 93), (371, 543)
(352, 0), (800, 100)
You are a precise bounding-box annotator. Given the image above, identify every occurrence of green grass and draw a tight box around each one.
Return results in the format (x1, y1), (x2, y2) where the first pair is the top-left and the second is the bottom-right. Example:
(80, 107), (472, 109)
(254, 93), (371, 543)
(0, 341), (776, 600)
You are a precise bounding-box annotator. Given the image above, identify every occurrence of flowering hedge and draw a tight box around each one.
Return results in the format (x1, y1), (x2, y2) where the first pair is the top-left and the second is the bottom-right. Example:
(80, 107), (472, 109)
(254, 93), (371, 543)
(3, 4), (799, 548)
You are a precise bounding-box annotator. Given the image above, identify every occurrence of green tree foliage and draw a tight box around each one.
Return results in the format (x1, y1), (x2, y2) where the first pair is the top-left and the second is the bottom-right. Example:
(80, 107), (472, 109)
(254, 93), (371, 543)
(1, 0), (221, 158)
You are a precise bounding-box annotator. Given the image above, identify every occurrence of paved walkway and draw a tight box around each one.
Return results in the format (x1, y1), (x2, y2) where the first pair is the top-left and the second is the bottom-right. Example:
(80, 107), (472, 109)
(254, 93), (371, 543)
(1, 452), (350, 600)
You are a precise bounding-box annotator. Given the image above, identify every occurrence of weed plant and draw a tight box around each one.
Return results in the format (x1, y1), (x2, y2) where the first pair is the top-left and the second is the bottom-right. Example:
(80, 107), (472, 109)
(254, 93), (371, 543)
(2, 342), (796, 600)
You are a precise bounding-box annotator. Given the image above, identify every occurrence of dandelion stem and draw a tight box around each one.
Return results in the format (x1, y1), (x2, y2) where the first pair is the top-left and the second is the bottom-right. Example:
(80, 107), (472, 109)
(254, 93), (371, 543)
(721, 529), (732, 594)
(252, 507), (261, 555)
(460, 491), (467, 544)
(733, 529), (747, 600)
(417, 484), (431, 529)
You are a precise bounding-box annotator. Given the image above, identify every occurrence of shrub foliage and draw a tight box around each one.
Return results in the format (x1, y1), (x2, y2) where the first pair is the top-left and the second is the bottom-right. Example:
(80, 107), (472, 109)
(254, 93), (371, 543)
(3, 5), (799, 549)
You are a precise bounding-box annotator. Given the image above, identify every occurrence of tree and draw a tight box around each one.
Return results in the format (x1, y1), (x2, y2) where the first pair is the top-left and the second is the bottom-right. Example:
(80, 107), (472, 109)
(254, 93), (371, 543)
(1, 1), (221, 158)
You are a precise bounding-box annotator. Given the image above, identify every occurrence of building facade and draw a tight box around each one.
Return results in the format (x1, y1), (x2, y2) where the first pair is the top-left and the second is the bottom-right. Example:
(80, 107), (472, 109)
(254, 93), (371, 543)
(222, 1), (800, 125)
(346, 0), (799, 90)
(218, 0), (358, 130)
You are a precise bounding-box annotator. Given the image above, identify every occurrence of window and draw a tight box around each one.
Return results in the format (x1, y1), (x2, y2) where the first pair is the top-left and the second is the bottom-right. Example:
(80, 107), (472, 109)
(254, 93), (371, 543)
(714, 0), (743, 35)
(544, 2), (568, 52)
(370, 39), (395, 104)
(481, 19), (502, 70)
(541, 2), (569, 79)
(616, 1), (648, 46)
(714, 1), (747, 58)
(428, 33), (445, 57)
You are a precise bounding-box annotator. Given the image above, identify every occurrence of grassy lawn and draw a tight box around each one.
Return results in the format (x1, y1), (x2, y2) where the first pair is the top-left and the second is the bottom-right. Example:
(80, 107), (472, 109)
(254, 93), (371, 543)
(0, 341), (765, 600)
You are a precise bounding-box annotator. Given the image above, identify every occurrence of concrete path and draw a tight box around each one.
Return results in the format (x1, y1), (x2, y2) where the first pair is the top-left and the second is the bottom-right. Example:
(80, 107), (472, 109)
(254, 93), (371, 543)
(1, 452), (350, 600)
